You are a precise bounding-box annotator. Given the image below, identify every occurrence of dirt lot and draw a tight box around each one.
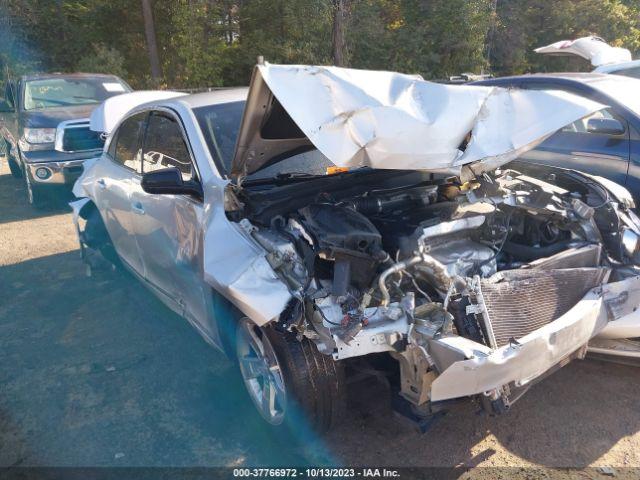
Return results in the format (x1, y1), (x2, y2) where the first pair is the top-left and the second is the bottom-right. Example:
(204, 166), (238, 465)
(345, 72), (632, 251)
(1, 160), (640, 474)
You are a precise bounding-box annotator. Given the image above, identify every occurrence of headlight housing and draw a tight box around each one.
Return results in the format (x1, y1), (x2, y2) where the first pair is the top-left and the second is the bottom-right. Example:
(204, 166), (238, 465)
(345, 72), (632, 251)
(23, 128), (56, 144)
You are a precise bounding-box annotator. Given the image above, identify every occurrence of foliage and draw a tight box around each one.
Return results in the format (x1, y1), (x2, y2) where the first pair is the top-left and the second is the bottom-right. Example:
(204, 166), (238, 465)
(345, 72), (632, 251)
(76, 43), (127, 78)
(347, 0), (494, 79)
(491, 0), (640, 74)
(1, 0), (640, 88)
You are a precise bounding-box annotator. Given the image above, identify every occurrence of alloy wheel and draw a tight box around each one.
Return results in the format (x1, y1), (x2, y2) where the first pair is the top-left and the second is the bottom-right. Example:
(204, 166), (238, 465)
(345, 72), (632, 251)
(236, 318), (287, 425)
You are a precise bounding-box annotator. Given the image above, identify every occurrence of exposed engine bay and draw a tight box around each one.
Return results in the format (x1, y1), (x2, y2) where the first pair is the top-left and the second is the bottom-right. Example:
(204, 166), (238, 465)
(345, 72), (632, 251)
(226, 164), (640, 412)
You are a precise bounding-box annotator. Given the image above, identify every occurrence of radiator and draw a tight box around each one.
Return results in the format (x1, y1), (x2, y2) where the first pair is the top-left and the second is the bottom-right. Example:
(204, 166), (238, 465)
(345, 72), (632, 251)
(477, 267), (610, 348)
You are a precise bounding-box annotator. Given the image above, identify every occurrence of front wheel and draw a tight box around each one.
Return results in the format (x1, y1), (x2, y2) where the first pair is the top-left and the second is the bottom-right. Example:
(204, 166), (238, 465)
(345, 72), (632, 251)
(4, 141), (22, 178)
(236, 318), (345, 433)
(24, 170), (45, 208)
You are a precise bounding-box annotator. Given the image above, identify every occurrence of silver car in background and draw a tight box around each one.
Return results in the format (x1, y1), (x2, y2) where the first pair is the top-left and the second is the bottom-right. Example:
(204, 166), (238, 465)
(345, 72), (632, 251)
(72, 64), (640, 433)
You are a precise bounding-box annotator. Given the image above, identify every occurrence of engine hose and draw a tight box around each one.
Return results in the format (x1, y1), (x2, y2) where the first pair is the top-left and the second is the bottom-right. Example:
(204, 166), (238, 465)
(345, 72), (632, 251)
(378, 254), (451, 306)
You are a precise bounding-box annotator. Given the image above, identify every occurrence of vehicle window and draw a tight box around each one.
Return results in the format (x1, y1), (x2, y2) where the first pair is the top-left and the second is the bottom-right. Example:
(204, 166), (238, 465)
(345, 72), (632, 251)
(23, 77), (130, 111)
(561, 108), (618, 134)
(113, 112), (146, 172)
(247, 149), (334, 180)
(193, 101), (245, 175)
(107, 130), (119, 158)
(613, 67), (640, 80)
(143, 112), (194, 181)
(4, 82), (15, 107)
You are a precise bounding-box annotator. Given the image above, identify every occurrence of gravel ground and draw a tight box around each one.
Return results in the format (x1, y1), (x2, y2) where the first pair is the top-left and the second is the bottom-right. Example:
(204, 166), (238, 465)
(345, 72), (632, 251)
(1, 160), (640, 476)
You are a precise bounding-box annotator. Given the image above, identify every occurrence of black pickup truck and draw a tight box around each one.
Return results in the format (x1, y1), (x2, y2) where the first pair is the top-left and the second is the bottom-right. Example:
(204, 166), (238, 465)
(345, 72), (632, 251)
(0, 73), (131, 206)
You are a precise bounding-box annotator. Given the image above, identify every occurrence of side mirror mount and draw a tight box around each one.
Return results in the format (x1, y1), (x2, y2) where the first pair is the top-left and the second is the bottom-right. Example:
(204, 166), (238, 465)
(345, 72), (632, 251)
(141, 167), (203, 200)
(587, 117), (625, 136)
(0, 99), (14, 113)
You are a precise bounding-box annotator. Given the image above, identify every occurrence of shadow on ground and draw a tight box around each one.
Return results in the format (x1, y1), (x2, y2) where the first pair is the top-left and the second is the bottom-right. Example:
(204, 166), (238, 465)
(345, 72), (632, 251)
(0, 169), (72, 225)
(0, 252), (334, 467)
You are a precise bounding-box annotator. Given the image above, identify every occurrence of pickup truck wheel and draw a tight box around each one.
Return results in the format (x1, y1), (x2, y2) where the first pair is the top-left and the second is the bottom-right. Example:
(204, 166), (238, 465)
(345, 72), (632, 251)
(24, 171), (45, 208)
(4, 141), (22, 178)
(236, 318), (345, 433)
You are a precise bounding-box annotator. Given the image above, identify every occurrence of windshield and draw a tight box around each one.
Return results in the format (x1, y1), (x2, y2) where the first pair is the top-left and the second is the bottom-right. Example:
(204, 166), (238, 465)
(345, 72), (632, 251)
(591, 76), (640, 116)
(194, 101), (245, 174)
(23, 77), (130, 111)
(195, 100), (336, 179)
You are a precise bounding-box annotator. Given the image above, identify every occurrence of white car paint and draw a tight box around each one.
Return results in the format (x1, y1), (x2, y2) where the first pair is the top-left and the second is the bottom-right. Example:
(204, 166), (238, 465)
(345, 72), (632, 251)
(535, 36), (632, 67)
(231, 64), (604, 182)
(89, 90), (187, 134)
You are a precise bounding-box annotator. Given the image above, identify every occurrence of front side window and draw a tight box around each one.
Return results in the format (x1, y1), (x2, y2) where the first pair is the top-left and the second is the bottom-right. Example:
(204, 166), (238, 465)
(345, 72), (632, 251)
(561, 108), (621, 134)
(4, 82), (16, 108)
(143, 112), (194, 181)
(23, 77), (129, 111)
(113, 112), (146, 172)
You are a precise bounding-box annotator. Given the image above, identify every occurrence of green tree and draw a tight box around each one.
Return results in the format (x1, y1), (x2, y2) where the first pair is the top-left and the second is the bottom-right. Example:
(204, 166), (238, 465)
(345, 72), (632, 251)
(491, 0), (640, 75)
(76, 43), (127, 78)
(348, 0), (493, 79)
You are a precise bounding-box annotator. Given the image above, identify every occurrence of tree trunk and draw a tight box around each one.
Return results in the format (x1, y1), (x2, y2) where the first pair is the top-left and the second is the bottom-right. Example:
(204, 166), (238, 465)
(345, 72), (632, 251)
(141, 0), (162, 84)
(332, 0), (347, 66)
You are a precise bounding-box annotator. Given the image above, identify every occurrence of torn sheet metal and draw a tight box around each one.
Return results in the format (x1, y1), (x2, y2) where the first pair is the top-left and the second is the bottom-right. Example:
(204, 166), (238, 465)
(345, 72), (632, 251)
(90, 91), (187, 134)
(231, 64), (605, 181)
(202, 215), (293, 326)
(430, 275), (640, 401)
(595, 277), (640, 339)
(535, 36), (632, 67)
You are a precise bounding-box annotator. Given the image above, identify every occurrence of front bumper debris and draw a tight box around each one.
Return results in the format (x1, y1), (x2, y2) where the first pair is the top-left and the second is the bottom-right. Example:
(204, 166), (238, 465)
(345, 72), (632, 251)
(429, 275), (640, 403)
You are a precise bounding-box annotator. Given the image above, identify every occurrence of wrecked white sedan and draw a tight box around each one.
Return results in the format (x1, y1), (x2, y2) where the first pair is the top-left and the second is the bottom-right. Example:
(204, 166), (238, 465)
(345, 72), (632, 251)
(71, 64), (640, 432)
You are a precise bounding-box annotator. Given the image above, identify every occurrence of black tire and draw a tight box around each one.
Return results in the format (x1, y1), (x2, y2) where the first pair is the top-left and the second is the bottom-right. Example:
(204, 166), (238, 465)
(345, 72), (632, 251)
(236, 319), (345, 434)
(5, 141), (22, 178)
(24, 169), (45, 208)
(83, 206), (120, 266)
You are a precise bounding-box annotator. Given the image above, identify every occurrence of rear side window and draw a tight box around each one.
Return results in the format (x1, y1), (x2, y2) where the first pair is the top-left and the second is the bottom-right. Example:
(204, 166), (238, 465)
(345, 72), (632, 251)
(113, 112), (146, 172)
(142, 112), (194, 181)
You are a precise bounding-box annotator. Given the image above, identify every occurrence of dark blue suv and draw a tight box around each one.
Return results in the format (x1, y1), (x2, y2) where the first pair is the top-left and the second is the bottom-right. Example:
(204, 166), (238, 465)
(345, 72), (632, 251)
(474, 73), (640, 203)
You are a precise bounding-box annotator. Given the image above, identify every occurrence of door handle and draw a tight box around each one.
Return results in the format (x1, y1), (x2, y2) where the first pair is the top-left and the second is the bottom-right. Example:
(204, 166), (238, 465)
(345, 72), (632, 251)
(131, 201), (145, 215)
(97, 178), (106, 189)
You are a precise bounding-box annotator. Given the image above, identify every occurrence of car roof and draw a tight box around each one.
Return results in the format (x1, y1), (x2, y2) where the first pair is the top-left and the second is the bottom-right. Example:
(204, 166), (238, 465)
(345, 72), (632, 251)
(178, 87), (249, 108)
(21, 72), (123, 82)
(476, 72), (615, 84)
(472, 72), (640, 94)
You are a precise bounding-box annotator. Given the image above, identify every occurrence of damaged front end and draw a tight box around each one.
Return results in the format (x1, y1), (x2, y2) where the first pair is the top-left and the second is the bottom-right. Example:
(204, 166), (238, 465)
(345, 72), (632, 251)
(225, 164), (640, 414)
(71, 63), (640, 425)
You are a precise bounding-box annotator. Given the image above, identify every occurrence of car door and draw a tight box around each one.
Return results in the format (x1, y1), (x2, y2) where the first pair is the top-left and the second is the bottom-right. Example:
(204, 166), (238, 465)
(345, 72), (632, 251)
(91, 111), (146, 275)
(626, 125), (640, 198)
(519, 108), (631, 187)
(1, 80), (19, 150)
(130, 110), (214, 338)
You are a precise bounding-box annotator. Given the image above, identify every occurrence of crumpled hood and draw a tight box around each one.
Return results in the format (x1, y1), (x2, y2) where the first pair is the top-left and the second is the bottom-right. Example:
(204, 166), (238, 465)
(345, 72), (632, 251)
(22, 104), (96, 128)
(230, 64), (605, 182)
(535, 36), (632, 67)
